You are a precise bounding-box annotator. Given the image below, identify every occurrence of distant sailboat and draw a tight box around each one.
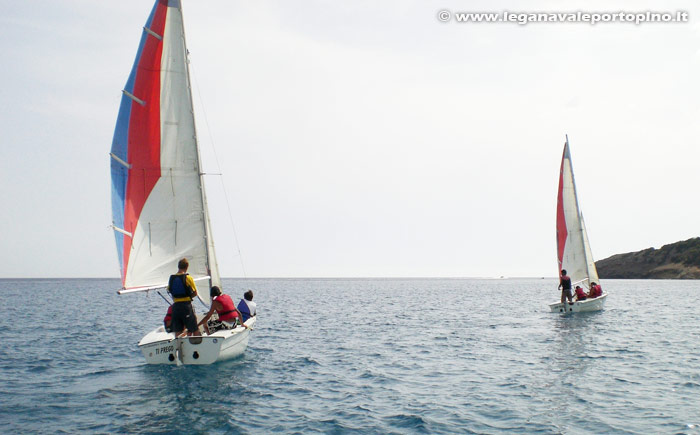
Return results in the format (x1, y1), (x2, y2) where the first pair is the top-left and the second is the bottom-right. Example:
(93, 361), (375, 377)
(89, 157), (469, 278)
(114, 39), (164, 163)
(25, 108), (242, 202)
(549, 136), (607, 313)
(110, 0), (254, 364)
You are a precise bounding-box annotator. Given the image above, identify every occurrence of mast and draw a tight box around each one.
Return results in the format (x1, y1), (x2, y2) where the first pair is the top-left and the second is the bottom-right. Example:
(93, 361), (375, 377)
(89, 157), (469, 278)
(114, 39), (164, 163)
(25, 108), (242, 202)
(179, 0), (220, 295)
(564, 135), (584, 230)
(566, 136), (593, 286)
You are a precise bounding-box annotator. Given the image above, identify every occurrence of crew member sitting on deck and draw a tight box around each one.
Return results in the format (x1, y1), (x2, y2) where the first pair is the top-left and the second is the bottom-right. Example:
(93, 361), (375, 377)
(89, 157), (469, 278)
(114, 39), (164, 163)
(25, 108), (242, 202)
(163, 305), (173, 333)
(574, 285), (587, 301)
(237, 290), (257, 323)
(588, 282), (603, 299)
(198, 286), (248, 335)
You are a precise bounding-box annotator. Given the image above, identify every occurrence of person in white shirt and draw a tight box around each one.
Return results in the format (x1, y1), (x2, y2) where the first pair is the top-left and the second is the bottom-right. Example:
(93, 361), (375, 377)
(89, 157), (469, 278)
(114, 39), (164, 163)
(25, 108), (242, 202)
(237, 290), (257, 322)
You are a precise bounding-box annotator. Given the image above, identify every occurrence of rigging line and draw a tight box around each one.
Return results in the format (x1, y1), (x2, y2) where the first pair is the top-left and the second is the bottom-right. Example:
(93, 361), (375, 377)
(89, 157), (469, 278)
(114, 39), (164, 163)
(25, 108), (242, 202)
(189, 62), (248, 278)
(156, 290), (172, 305)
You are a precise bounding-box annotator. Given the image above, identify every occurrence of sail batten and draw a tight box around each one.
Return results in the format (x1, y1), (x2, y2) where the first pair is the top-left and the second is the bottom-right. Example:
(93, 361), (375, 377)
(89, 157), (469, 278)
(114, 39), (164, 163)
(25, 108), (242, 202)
(122, 90), (146, 106)
(144, 26), (163, 40)
(110, 152), (132, 169)
(111, 225), (133, 238)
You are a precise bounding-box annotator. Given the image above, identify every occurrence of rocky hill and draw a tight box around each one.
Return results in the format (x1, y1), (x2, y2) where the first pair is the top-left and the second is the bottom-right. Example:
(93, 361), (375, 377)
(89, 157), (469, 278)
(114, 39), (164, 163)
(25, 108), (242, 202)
(595, 237), (700, 279)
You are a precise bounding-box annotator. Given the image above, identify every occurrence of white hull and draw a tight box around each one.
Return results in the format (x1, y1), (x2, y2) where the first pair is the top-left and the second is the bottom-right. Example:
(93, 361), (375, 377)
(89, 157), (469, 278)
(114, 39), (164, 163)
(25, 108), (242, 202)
(138, 317), (256, 365)
(549, 293), (607, 313)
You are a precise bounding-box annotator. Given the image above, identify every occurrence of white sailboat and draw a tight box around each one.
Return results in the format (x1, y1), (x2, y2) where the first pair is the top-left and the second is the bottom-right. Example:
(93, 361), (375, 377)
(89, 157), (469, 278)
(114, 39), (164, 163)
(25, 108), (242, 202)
(109, 0), (254, 364)
(549, 136), (607, 313)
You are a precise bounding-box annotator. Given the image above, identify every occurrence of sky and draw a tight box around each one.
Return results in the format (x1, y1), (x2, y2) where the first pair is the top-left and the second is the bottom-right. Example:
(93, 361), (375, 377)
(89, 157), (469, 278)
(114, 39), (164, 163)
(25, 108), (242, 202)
(1, 0), (699, 278)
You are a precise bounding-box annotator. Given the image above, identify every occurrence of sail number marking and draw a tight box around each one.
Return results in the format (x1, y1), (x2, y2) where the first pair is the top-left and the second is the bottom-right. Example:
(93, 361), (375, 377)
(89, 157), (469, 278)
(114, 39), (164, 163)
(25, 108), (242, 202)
(155, 345), (174, 355)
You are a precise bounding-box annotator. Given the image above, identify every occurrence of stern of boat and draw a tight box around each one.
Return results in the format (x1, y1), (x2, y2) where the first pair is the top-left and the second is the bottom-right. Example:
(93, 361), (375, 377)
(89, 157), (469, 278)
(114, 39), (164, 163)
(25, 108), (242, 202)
(138, 317), (256, 365)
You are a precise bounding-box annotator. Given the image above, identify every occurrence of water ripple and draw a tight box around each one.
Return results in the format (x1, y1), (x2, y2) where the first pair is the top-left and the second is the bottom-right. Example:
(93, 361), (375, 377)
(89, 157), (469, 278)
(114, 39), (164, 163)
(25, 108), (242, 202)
(2, 278), (700, 433)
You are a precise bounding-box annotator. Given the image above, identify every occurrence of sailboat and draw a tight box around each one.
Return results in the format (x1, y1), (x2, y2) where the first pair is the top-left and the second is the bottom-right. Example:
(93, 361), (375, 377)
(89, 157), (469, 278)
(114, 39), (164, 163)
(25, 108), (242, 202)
(549, 136), (607, 313)
(109, 0), (255, 364)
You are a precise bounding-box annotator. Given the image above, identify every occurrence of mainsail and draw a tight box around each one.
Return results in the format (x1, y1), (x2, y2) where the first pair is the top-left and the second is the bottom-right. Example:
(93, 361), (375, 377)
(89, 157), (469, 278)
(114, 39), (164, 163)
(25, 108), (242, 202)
(110, 0), (219, 304)
(556, 136), (598, 288)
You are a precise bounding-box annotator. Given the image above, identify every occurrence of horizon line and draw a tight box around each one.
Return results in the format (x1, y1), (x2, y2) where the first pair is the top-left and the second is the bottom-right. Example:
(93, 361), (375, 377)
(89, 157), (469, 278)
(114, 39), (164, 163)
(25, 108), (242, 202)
(0, 276), (556, 280)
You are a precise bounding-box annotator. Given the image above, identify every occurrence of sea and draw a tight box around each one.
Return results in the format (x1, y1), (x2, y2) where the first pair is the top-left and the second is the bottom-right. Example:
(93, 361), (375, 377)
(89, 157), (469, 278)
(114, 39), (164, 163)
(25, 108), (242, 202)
(1, 278), (699, 434)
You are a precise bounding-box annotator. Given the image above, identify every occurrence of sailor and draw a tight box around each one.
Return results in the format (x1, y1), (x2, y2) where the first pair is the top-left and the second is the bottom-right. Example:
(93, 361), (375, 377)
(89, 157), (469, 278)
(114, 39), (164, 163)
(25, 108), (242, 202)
(197, 286), (248, 335)
(574, 285), (587, 301)
(588, 282), (603, 299)
(558, 269), (573, 304)
(167, 258), (200, 337)
(237, 290), (257, 323)
(163, 305), (173, 332)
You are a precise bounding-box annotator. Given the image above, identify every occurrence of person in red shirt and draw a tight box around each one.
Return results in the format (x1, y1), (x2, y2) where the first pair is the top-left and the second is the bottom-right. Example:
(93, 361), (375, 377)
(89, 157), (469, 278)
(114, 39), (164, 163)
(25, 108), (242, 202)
(197, 286), (249, 335)
(588, 282), (603, 298)
(574, 285), (587, 301)
(163, 305), (173, 332)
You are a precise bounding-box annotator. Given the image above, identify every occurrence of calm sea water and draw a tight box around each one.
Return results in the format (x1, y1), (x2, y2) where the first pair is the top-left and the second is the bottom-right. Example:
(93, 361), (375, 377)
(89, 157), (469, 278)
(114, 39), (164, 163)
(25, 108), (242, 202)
(1, 278), (699, 434)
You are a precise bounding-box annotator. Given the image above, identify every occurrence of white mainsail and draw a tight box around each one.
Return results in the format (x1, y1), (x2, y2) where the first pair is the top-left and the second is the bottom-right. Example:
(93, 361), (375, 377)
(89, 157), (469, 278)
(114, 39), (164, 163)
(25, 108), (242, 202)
(556, 136), (598, 288)
(110, 0), (219, 305)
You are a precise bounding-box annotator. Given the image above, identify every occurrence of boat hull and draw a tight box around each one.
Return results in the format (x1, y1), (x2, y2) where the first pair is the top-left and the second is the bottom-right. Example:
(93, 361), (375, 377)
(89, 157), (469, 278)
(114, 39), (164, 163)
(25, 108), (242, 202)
(138, 317), (256, 365)
(549, 293), (607, 313)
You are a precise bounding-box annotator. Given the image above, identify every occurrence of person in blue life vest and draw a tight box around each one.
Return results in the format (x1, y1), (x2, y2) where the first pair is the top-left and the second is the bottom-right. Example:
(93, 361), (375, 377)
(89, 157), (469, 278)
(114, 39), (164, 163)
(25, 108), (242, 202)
(574, 285), (587, 301)
(559, 269), (573, 304)
(167, 258), (200, 338)
(237, 290), (257, 323)
(197, 286), (248, 335)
